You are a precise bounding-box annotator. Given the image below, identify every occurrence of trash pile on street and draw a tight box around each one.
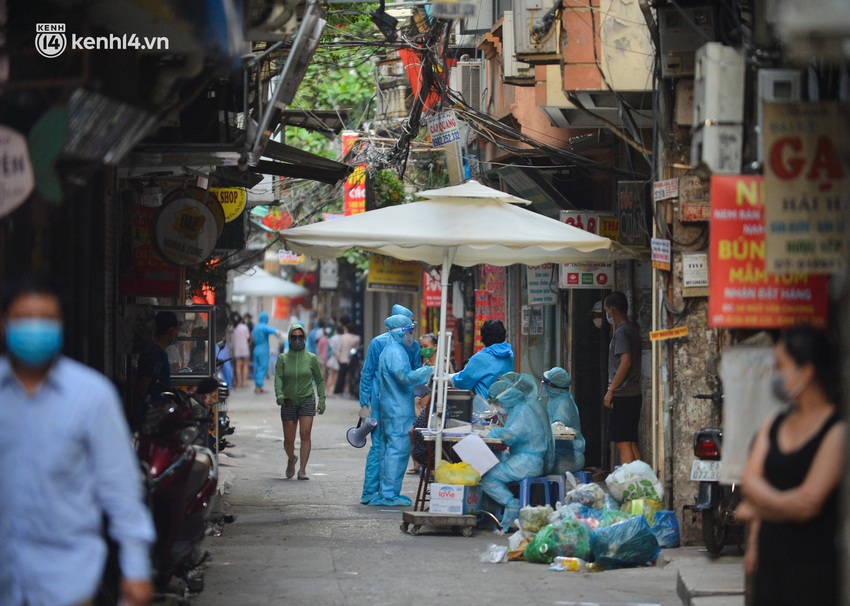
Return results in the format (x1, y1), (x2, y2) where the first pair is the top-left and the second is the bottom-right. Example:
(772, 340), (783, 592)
(489, 461), (680, 571)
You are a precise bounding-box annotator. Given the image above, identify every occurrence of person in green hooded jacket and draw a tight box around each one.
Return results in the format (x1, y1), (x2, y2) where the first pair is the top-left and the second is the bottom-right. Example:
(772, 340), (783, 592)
(274, 323), (326, 480)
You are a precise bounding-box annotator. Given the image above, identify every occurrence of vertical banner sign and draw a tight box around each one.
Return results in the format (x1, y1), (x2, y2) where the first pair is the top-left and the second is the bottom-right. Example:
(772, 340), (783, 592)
(526, 264), (557, 305)
(426, 111), (461, 147)
(763, 102), (850, 274)
(342, 131), (366, 215)
(617, 181), (649, 248)
(651, 238), (671, 271)
(423, 269), (442, 307)
(708, 175), (828, 328)
(473, 289), (490, 353)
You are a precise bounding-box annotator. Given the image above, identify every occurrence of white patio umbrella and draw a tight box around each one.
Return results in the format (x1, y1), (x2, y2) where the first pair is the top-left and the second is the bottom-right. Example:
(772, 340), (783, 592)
(231, 266), (309, 298)
(280, 180), (634, 460)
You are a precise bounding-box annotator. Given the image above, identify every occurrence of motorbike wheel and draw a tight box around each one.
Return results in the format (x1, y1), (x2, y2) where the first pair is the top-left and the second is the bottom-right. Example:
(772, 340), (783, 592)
(702, 492), (729, 555)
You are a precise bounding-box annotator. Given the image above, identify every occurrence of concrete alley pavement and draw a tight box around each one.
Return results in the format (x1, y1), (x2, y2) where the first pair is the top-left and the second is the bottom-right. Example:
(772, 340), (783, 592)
(200, 386), (742, 605)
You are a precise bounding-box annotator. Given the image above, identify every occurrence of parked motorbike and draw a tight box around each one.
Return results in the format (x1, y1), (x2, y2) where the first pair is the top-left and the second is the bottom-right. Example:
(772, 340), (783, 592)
(134, 377), (220, 596)
(690, 392), (742, 555)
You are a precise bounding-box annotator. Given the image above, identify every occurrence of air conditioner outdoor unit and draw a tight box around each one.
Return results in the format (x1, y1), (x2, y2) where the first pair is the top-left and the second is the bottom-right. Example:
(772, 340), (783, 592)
(658, 5), (716, 77)
(450, 60), (483, 112)
(502, 11), (535, 85)
(514, 0), (560, 63)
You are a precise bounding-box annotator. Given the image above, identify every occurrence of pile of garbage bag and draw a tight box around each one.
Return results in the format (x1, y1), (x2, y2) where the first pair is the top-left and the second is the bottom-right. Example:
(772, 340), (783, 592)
(497, 461), (680, 571)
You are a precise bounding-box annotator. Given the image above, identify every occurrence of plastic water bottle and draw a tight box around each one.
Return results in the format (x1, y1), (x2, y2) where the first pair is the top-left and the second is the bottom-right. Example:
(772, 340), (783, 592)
(549, 556), (586, 571)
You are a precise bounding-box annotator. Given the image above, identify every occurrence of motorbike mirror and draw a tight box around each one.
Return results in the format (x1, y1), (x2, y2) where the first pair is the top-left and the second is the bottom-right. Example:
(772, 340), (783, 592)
(196, 377), (221, 396)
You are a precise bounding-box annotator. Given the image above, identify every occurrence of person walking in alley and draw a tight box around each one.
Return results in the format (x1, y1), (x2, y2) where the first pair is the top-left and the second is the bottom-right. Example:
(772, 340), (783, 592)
(735, 326), (845, 605)
(0, 275), (155, 606)
(603, 291), (643, 465)
(231, 313), (252, 388)
(274, 323), (326, 480)
(333, 316), (361, 397)
(252, 311), (283, 394)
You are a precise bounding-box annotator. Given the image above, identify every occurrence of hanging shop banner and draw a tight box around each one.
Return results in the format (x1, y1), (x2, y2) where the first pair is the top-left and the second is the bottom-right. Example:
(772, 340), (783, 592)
(521, 305), (545, 336)
(559, 211), (616, 288)
(0, 125), (35, 218)
(367, 255), (420, 292)
(708, 175), (828, 329)
(342, 131), (366, 215)
(152, 187), (225, 266)
(763, 102), (850, 274)
(423, 269), (442, 307)
(651, 238), (671, 271)
(426, 111), (461, 148)
(478, 265), (506, 322)
(473, 289), (490, 353)
(273, 296), (290, 320)
(118, 205), (184, 298)
(319, 260), (339, 290)
(278, 249), (301, 265)
(526, 264), (558, 305)
(210, 187), (246, 222)
(617, 181), (649, 248)
(431, 0), (478, 21)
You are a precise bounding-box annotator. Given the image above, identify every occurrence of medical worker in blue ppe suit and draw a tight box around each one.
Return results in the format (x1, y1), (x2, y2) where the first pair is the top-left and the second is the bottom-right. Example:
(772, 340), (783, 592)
(480, 372), (554, 532)
(450, 320), (514, 399)
(358, 304), (421, 504)
(541, 367), (586, 474)
(252, 311), (282, 394)
(368, 314), (433, 507)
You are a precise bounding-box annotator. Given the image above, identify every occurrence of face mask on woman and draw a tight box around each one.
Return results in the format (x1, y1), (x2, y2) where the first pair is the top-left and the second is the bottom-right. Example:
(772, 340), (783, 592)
(420, 346), (435, 359)
(771, 369), (808, 403)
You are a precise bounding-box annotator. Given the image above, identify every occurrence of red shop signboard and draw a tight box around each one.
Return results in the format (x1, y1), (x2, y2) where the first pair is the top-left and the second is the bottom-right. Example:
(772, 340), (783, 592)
(708, 175), (828, 328)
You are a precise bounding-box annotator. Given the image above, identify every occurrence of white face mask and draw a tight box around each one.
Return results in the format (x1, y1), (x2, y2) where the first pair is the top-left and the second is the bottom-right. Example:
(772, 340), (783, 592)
(593, 317), (603, 329)
(606, 312), (615, 326)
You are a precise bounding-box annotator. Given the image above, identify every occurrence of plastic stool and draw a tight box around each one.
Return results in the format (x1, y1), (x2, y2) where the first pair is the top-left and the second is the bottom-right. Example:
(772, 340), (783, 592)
(518, 477), (554, 508)
(574, 470), (593, 485)
(546, 475), (566, 505)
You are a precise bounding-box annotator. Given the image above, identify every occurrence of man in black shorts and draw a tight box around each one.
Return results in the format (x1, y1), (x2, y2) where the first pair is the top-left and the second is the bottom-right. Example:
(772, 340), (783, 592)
(603, 291), (642, 464)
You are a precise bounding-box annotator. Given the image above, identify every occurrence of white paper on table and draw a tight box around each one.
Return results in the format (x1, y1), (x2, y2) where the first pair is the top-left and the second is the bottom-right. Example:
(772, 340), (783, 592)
(452, 433), (499, 475)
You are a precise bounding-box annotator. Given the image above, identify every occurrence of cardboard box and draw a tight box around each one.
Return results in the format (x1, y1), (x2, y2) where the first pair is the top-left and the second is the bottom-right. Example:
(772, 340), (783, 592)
(428, 483), (482, 515)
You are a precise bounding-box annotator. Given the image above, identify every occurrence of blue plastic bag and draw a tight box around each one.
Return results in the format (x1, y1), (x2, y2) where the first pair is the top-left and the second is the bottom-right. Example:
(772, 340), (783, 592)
(590, 515), (660, 568)
(652, 510), (681, 548)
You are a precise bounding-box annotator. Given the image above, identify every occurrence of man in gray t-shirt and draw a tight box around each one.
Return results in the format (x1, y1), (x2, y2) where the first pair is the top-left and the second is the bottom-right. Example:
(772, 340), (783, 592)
(603, 291), (642, 464)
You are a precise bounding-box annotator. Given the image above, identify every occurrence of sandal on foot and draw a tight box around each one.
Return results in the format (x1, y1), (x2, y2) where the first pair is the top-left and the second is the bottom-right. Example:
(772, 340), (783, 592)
(406, 468), (419, 475)
(297, 470), (309, 480)
(286, 457), (297, 479)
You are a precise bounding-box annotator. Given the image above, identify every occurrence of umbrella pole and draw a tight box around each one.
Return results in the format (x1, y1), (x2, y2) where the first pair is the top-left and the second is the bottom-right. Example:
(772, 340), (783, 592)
(431, 248), (455, 467)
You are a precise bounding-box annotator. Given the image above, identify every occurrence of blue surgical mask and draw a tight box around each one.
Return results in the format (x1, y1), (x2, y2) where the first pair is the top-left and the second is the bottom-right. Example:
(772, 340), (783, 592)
(6, 319), (64, 366)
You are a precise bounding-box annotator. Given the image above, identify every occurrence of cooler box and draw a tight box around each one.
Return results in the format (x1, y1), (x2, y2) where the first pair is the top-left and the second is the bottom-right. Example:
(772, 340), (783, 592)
(445, 388), (473, 423)
(429, 483), (482, 515)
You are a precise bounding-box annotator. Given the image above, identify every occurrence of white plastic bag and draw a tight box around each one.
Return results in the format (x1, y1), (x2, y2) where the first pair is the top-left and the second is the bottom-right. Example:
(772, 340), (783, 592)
(605, 460), (664, 502)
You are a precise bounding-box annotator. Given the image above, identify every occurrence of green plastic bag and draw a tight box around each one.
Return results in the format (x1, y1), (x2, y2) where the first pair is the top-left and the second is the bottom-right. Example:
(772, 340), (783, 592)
(620, 498), (664, 527)
(523, 524), (556, 564)
(599, 508), (634, 528)
(550, 519), (592, 561)
(434, 461), (481, 486)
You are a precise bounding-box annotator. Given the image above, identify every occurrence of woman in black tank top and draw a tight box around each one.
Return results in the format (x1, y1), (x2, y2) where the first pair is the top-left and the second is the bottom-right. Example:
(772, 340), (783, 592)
(735, 326), (845, 606)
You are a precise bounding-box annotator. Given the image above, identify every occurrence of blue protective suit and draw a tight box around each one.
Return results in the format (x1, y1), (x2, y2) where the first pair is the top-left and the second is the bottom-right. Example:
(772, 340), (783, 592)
(480, 372), (552, 532)
(543, 368), (586, 474)
(252, 312), (279, 389)
(358, 309), (420, 503)
(368, 322), (432, 507)
(451, 342), (514, 399)
(216, 343), (233, 389)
